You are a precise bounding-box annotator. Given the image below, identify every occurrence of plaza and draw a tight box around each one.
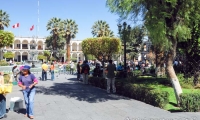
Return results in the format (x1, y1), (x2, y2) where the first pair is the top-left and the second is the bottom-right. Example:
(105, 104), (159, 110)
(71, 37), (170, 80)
(3, 74), (200, 120)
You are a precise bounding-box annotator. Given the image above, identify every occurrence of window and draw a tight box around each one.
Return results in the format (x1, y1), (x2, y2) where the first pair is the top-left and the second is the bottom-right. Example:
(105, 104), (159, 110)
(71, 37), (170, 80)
(17, 44), (20, 48)
(22, 44), (28, 49)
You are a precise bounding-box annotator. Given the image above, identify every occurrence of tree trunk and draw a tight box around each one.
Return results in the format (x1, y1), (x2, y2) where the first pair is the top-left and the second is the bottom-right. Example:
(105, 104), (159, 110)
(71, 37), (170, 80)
(166, 40), (182, 105)
(66, 44), (70, 63)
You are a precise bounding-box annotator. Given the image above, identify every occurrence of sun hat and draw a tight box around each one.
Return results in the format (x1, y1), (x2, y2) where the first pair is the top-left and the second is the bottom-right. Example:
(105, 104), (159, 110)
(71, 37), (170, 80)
(22, 65), (31, 70)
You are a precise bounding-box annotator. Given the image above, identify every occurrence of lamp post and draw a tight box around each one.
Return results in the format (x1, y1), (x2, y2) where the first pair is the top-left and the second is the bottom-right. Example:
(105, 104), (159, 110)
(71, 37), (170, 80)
(118, 22), (131, 77)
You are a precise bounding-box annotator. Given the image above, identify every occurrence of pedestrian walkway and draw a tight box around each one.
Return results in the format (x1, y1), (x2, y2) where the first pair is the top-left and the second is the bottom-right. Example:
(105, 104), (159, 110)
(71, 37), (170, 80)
(4, 74), (200, 120)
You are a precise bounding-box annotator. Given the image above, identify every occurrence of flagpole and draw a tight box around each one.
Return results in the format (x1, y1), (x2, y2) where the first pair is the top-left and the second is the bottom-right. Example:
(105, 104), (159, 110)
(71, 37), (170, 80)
(18, 27), (20, 37)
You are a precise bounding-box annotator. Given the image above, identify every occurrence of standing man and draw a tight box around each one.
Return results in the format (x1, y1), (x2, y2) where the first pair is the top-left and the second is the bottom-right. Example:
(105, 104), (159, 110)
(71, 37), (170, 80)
(70, 62), (75, 75)
(81, 60), (90, 84)
(106, 60), (116, 94)
(41, 62), (48, 81)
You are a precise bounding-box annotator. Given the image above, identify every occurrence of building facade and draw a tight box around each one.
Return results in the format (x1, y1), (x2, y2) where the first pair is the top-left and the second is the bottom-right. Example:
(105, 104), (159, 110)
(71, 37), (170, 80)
(0, 37), (84, 62)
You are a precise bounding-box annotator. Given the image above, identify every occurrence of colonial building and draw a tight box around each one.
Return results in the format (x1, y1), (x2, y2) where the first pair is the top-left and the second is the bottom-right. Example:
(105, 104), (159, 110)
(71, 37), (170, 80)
(0, 37), (84, 62)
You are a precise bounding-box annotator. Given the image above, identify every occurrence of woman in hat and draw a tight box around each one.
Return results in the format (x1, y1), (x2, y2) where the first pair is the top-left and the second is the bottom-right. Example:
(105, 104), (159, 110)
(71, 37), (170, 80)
(18, 65), (38, 119)
(0, 72), (7, 119)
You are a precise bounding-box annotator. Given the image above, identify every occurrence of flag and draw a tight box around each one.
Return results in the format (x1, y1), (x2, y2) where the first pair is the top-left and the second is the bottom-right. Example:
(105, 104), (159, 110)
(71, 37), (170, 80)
(12, 23), (19, 28)
(30, 25), (34, 31)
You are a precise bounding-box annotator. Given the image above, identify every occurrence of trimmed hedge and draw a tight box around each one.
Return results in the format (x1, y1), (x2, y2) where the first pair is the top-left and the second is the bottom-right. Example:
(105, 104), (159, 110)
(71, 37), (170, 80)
(0, 60), (9, 66)
(88, 77), (169, 108)
(119, 84), (169, 108)
(180, 93), (200, 112)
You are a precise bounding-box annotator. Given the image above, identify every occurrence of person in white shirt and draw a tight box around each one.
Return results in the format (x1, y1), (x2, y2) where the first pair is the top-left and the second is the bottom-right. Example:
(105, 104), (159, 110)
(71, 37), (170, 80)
(70, 62), (75, 74)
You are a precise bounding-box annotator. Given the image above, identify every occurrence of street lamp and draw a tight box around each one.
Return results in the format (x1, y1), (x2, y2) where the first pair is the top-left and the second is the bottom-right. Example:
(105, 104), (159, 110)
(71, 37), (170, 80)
(118, 22), (131, 77)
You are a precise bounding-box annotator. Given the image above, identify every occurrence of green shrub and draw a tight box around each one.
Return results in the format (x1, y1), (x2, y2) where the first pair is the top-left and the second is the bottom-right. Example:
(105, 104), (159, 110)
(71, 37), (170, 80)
(0, 60), (9, 66)
(133, 70), (142, 76)
(15, 62), (21, 65)
(88, 77), (169, 108)
(177, 73), (193, 89)
(88, 77), (106, 89)
(180, 93), (200, 112)
(118, 83), (169, 108)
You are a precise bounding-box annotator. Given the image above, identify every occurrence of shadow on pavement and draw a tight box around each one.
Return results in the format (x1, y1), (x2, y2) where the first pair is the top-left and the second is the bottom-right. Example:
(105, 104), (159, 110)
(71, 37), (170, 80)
(36, 78), (129, 103)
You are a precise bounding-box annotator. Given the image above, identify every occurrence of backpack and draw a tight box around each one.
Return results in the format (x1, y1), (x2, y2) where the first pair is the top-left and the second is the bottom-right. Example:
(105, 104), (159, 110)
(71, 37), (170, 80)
(84, 66), (89, 74)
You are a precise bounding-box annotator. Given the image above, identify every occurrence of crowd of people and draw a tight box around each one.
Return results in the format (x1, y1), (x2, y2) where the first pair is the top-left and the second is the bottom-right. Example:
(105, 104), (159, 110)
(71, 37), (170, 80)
(0, 59), (119, 119)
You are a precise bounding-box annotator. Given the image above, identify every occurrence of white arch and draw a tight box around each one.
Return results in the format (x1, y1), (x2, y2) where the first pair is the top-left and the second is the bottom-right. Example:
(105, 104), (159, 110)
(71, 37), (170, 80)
(14, 39), (21, 49)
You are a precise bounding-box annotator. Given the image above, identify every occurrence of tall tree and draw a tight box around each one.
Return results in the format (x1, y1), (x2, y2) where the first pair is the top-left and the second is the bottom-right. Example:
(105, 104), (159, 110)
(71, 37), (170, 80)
(92, 20), (114, 37)
(0, 10), (10, 30)
(45, 34), (65, 60)
(0, 30), (14, 48)
(106, 0), (199, 105)
(46, 17), (63, 57)
(63, 19), (78, 62)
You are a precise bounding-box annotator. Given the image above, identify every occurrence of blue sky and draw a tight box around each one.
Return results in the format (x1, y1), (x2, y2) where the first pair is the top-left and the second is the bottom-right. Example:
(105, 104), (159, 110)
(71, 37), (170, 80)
(1, 0), (122, 40)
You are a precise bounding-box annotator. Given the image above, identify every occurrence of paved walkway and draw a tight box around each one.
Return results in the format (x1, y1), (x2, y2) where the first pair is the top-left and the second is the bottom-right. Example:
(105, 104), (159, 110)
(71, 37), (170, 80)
(4, 73), (200, 120)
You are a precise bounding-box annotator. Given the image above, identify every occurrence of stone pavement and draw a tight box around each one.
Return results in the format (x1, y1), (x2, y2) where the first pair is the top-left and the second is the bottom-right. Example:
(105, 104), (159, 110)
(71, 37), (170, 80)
(3, 73), (200, 120)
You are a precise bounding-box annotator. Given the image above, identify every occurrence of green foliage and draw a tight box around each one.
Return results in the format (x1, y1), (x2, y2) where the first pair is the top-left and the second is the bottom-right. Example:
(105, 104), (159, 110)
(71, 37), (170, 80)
(121, 84), (169, 108)
(0, 60), (9, 66)
(91, 20), (114, 37)
(0, 30), (14, 48)
(37, 55), (46, 60)
(46, 17), (78, 61)
(88, 76), (169, 108)
(85, 54), (95, 60)
(0, 10), (10, 30)
(177, 74), (194, 89)
(126, 26), (145, 59)
(15, 62), (21, 65)
(106, 0), (200, 50)
(88, 77), (107, 89)
(43, 50), (51, 59)
(50, 57), (56, 61)
(3, 51), (14, 58)
(133, 70), (142, 76)
(82, 37), (121, 61)
(180, 93), (200, 112)
(63, 19), (78, 42)
(71, 57), (77, 62)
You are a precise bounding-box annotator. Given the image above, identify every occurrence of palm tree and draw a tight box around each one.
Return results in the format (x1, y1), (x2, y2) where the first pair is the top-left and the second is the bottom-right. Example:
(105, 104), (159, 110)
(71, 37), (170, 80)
(63, 19), (78, 62)
(46, 17), (63, 57)
(0, 10), (10, 30)
(91, 20), (114, 37)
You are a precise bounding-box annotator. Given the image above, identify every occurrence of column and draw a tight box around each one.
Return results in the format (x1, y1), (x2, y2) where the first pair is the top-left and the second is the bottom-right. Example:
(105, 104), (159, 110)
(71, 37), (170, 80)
(70, 44), (72, 52)
(43, 44), (45, 50)
(28, 43), (30, 50)
(12, 43), (14, 49)
(20, 52), (22, 62)
(20, 42), (22, 49)
(77, 53), (80, 62)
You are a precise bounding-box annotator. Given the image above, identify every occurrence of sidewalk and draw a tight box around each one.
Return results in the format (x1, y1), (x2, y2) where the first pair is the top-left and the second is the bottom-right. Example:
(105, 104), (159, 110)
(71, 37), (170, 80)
(4, 74), (200, 120)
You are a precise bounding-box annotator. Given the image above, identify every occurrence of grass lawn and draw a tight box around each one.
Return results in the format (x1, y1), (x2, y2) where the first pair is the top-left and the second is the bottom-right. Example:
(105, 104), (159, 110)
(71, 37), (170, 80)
(135, 76), (200, 111)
